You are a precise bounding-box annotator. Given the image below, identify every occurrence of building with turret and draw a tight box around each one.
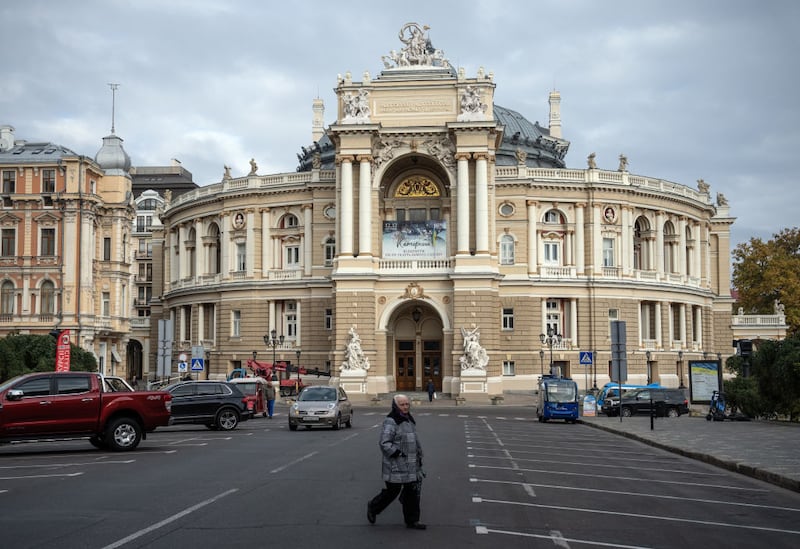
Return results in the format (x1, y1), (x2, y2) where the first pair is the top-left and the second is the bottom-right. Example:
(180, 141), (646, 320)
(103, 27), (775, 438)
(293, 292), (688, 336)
(152, 24), (737, 398)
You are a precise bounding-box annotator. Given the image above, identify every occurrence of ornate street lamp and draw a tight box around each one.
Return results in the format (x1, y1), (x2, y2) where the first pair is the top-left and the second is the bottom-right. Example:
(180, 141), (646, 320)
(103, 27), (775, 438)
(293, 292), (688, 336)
(646, 350), (654, 430)
(539, 349), (545, 376)
(264, 329), (284, 381)
(678, 350), (685, 388)
(295, 349), (302, 385)
(539, 327), (562, 377)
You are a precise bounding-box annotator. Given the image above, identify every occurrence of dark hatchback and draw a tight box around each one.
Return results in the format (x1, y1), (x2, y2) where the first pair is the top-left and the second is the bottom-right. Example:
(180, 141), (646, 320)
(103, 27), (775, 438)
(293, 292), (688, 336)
(165, 381), (250, 431)
(602, 388), (689, 418)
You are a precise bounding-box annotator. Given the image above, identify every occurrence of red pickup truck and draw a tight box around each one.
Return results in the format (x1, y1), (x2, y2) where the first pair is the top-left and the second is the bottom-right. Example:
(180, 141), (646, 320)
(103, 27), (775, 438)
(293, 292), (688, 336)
(0, 371), (172, 451)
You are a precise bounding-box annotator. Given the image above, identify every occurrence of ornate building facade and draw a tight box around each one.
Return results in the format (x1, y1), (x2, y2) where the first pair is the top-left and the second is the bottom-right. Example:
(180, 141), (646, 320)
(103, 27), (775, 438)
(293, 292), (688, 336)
(153, 25), (737, 398)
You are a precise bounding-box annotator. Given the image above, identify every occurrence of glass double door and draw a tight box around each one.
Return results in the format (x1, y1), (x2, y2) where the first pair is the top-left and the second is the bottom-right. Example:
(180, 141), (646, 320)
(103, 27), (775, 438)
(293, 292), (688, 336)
(396, 340), (441, 392)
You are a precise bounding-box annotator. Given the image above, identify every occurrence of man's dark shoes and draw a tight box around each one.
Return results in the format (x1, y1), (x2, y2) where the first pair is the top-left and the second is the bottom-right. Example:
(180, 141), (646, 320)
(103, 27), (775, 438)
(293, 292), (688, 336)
(406, 522), (427, 530)
(366, 504), (376, 524)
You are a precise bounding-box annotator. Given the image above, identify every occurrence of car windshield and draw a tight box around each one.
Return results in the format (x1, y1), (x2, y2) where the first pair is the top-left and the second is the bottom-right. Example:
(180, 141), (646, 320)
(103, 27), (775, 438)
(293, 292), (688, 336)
(299, 387), (336, 402)
(546, 382), (577, 403)
(235, 383), (258, 396)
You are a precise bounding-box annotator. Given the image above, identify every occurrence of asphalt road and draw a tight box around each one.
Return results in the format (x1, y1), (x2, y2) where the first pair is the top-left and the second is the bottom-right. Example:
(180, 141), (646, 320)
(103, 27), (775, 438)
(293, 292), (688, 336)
(2, 406), (799, 549)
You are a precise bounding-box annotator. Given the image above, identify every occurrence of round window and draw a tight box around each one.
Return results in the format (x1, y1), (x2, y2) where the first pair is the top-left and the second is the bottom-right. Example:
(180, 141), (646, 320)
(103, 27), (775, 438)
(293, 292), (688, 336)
(499, 202), (515, 217)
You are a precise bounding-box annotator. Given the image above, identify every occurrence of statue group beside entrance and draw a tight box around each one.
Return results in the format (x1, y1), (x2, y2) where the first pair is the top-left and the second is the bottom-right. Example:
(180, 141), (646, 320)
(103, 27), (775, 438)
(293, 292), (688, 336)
(340, 326), (370, 372)
(459, 326), (488, 371)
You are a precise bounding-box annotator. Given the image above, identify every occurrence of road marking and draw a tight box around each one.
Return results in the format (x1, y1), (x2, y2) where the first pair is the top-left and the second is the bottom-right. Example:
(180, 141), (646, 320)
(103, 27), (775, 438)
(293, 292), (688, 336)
(472, 464), (768, 492)
(475, 526), (651, 548)
(0, 460), (133, 469)
(470, 478), (800, 513)
(522, 483), (536, 497)
(550, 529), (570, 548)
(0, 472), (84, 480)
(101, 488), (238, 549)
(270, 452), (319, 474)
(474, 498), (800, 535)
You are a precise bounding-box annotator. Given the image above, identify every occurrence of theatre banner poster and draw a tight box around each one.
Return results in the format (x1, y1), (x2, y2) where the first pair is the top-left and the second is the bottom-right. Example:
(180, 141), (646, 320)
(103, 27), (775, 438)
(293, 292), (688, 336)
(382, 221), (447, 259)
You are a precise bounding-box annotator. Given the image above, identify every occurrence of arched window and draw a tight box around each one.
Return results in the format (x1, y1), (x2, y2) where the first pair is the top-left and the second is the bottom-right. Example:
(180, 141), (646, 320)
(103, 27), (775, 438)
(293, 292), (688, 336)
(187, 227), (196, 277)
(40, 280), (55, 315)
(207, 223), (221, 274)
(500, 234), (515, 265)
(685, 224), (693, 275)
(324, 237), (336, 267)
(633, 216), (650, 271)
(282, 214), (299, 228)
(663, 221), (677, 273)
(1, 280), (14, 315)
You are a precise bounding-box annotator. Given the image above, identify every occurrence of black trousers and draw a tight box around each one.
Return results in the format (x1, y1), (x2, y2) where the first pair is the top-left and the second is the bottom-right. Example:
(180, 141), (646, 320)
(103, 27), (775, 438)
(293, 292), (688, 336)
(369, 481), (421, 525)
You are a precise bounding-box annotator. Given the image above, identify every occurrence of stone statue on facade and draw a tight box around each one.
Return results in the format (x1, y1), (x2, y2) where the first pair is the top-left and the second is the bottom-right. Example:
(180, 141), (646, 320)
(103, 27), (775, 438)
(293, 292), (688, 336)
(342, 89), (371, 124)
(457, 85), (487, 122)
(223, 165), (232, 180)
(774, 299), (785, 316)
(617, 154), (628, 172)
(515, 148), (527, 165)
(340, 326), (371, 371)
(248, 158), (258, 176)
(587, 152), (597, 169)
(422, 138), (456, 168)
(459, 326), (488, 371)
(716, 192), (728, 206)
(381, 22), (449, 69)
(311, 152), (321, 170)
(697, 178), (710, 195)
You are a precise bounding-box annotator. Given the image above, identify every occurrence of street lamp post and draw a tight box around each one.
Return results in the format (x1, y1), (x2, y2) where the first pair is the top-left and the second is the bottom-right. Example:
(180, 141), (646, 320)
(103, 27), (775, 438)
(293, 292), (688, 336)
(539, 349), (545, 376)
(678, 350), (685, 388)
(295, 349), (302, 392)
(264, 329), (284, 381)
(539, 327), (562, 377)
(646, 350), (654, 430)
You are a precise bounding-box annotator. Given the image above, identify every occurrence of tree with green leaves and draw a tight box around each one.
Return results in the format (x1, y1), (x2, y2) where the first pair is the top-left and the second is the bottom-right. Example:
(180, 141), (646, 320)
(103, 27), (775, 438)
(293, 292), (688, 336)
(732, 227), (800, 334)
(0, 334), (97, 382)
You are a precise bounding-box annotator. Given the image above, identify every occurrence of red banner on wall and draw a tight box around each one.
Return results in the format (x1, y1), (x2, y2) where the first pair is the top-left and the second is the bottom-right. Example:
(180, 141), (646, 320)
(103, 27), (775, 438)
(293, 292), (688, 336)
(55, 330), (71, 372)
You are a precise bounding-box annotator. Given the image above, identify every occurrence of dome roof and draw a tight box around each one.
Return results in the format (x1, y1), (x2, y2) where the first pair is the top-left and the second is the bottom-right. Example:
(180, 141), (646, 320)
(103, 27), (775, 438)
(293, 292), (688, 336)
(295, 104), (570, 171)
(95, 134), (131, 175)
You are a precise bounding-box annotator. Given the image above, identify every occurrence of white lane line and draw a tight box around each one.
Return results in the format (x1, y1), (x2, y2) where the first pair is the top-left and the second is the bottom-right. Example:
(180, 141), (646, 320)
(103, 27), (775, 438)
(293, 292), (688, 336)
(522, 483), (536, 497)
(466, 445), (683, 464)
(474, 497), (800, 536)
(550, 529), (570, 548)
(468, 453), (725, 476)
(472, 464), (768, 492)
(269, 452), (319, 474)
(101, 488), (238, 549)
(0, 460), (134, 470)
(475, 526), (651, 548)
(471, 477), (800, 513)
(1, 472), (84, 480)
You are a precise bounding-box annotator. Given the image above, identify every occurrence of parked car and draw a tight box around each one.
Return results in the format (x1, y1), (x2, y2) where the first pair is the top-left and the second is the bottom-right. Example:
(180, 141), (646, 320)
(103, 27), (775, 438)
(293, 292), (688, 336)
(602, 388), (689, 418)
(165, 381), (249, 431)
(228, 377), (268, 418)
(0, 372), (172, 451)
(288, 385), (352, 431)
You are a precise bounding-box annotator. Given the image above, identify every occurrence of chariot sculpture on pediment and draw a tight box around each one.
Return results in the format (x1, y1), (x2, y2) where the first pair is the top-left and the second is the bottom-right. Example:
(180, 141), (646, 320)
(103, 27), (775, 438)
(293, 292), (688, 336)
(381, 23), (450, 69)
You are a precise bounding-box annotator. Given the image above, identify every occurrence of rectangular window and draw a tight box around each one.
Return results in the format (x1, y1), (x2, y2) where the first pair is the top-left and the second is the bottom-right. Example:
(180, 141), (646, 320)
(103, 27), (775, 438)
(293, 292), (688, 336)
(324, 239), (336, 267)
(2, 170), (15, 193)
(285, 301), (297, 338)
(500, 236), (515, 265)
(237, 243), (246, 271)
(502, 360), (516, 376)
(603, 237), (615, 267)
(502, 308), (514, 330)
(136, 215), (152, 233)
(42, 169), (56, 193)
(544, 242), (560, 264)
(102, 292), (110, 317)
(325, 308), (333, 330)
(1, 228), (15, 257)
(232, 310), (241, 337)
(103, 237), (111, 261)
(40, 228), (56, 256)
(285, 245), (300, 267)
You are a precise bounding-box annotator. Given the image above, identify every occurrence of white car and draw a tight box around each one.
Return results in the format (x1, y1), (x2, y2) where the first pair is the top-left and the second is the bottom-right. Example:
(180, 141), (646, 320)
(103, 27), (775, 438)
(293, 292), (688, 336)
(289, 385), (352, 431)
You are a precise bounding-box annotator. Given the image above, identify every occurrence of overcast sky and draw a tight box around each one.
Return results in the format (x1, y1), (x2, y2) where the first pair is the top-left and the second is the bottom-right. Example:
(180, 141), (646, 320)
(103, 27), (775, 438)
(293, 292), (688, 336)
(2, 0), (798, 251)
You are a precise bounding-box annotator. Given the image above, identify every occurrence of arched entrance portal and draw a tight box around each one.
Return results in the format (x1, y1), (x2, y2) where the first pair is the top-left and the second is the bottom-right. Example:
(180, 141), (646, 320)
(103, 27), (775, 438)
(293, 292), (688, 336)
(391, 305), (443, 392)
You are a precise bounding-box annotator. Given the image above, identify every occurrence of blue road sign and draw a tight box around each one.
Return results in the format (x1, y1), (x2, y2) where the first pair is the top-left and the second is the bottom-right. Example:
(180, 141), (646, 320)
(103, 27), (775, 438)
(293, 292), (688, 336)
(190, 358), (205, 371)
(579, 351), (594, 365)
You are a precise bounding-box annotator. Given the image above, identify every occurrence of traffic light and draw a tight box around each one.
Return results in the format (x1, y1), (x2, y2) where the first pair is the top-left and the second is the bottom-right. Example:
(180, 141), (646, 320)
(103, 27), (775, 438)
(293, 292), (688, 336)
(737, 339), (753, 358)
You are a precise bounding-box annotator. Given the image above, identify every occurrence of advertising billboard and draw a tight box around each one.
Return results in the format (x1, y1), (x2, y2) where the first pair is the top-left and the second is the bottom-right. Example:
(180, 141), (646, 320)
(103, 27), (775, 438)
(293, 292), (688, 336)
(382, 220), (447, 259)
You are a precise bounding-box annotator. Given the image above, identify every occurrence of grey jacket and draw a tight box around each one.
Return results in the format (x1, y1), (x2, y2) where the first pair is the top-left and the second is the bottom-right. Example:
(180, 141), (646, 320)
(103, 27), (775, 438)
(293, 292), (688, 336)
(379, 406), (423, 483)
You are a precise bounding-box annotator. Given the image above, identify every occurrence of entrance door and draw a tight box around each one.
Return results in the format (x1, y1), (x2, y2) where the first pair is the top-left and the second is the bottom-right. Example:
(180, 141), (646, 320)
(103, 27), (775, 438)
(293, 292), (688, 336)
(396, 342), (417, 392)
(422, 339), (442, 391)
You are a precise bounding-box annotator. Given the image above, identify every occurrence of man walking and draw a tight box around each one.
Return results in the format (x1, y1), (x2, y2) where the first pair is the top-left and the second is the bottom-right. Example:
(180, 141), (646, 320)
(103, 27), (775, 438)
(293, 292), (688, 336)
(367, 394), (426, 530)
(265, 379), (276, 418)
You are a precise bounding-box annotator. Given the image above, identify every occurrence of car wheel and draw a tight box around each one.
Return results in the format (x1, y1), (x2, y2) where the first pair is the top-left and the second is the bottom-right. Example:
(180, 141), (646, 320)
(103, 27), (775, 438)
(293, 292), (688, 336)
(332, 413), (341, 430)
(216, 408), (240, 431)
(289, 423), (298, 431)
(345, 412), (353, 428)
(666, 407), (679, 418)
(105, 417), (142, 451)
(621, 406), (633, 417)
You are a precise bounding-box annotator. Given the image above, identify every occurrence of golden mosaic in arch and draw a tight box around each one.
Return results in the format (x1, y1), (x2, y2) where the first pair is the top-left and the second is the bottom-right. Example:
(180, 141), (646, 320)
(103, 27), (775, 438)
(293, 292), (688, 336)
(394, 176), (440, 198)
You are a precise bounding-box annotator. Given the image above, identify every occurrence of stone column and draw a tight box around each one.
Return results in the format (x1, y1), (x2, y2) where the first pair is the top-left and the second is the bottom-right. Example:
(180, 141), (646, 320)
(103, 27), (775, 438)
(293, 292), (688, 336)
(678, 216), (687, 277)
(655, 211), (665, 275)
(575, 203), (585, 275)
(570, 298), (578, 344)
(655, 301), (663, 349)
(218, 216), (228, 278)
(194, 220), (202, 278)
(339, 156), (354, 256)
(246, 210), (255, 275)
(303, 205), (312, 276)
(269, 300), (277, 333)
(679, 303), (687, 348)
(475, 153), (489, 253)
(592, 204), (602, 275)
(693, 221), (702, 279)
(456, 153), (470, 254)
(694, 306), (702, 349)
(622, 206), (632, 276)
(526, 200), (537, 275)
(358, 155), (372, 257)
(262, 208), (271, 275)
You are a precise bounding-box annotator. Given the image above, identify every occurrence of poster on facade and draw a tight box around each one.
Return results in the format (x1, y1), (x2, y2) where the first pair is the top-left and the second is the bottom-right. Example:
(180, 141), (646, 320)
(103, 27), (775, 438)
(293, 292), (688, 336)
(382, 220), (447, 259)
(55, 329), (71, 372)
(688, 360), (721, 403)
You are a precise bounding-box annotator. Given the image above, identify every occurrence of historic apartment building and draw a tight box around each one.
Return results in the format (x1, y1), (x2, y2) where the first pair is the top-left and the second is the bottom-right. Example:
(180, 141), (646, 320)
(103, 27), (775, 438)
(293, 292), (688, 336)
(0, 124), (134, 374)
(150, 24), (739, 397)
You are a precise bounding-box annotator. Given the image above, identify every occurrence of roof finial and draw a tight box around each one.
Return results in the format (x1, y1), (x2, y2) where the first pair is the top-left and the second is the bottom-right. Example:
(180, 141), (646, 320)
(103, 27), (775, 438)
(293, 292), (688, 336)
(107, 83), (119, 134)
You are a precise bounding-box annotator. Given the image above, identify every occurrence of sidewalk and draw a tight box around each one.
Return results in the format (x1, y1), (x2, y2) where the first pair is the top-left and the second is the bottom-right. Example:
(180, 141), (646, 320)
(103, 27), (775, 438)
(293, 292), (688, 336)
(360, 392), (800, 493)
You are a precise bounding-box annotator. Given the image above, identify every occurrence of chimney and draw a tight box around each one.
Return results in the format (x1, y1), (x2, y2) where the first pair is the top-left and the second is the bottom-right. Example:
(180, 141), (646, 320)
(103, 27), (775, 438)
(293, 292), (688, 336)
(548, 91), (562, 139)
(0, 125), (15, 152)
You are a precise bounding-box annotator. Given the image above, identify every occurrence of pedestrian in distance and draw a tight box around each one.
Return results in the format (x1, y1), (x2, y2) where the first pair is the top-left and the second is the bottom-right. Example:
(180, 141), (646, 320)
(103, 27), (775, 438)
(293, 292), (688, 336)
(266, 380), (277, 418)
(426, 378), (435, 402)
(367, 394), (427, 530)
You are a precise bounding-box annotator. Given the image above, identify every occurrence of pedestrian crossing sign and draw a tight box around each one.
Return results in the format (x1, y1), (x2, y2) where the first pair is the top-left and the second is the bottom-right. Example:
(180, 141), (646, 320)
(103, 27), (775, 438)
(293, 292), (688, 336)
(191, 358), (205, 371)
(579, 351), (593, 365)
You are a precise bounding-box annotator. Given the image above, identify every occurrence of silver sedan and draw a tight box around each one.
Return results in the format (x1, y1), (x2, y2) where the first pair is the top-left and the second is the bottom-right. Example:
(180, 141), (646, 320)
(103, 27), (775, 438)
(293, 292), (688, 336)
(288, 385), (353, 431)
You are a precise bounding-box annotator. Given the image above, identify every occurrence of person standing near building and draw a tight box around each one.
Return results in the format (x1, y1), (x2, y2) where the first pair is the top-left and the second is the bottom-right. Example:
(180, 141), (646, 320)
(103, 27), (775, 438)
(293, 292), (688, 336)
(426, 379), (435, 402)
(265, 379), (276, 419)
(367, 394), (426, 530)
